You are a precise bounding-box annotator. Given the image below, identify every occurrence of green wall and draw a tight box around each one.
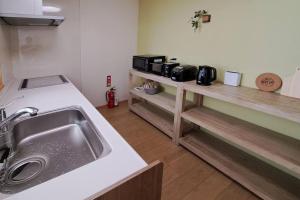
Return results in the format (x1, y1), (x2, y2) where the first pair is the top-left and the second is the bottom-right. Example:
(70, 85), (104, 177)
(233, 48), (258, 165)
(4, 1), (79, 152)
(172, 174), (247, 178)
(138, 0), (300, 140)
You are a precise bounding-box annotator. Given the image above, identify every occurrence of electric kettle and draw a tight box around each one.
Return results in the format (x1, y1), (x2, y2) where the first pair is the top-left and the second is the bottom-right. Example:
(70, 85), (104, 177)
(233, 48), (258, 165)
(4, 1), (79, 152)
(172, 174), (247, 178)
(197, 66), (217, 86)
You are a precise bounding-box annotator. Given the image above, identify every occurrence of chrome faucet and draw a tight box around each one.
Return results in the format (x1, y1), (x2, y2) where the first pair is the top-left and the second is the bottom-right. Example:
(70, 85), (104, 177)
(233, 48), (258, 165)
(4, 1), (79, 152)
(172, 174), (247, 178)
(0, 107), (38, 156)
(0, 95), (25, 127)
(0, 99), (38, 179)
(0, 107), (38, 178)
(0, 107), (39, 132)
(0, 108), (6, 122)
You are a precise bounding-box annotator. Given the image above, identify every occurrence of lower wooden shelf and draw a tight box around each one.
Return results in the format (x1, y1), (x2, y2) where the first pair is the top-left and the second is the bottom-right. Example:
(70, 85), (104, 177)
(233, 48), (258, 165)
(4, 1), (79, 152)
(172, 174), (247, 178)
(130, 89), (195, 114)
(130, 89), (177, 113)
(181, 106), (300, 179)
(129, 102), (174, 137)
(179, 130), (300, 200)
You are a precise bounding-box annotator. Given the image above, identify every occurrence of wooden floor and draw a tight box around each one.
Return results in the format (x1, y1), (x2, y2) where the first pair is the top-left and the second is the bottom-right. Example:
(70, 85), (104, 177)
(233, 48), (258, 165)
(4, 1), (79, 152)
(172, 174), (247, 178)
(98, 102), (261, 200)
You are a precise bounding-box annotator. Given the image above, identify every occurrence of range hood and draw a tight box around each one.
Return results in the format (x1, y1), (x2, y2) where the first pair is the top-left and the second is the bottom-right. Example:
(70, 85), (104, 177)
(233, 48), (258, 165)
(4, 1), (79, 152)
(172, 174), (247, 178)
(0, 13), (64, 26)
(0, 0), (64, 26)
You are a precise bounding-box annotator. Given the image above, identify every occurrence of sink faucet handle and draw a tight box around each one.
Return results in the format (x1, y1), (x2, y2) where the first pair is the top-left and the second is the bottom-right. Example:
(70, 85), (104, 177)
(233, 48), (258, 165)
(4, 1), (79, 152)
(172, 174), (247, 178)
(25, 107), (39, 117)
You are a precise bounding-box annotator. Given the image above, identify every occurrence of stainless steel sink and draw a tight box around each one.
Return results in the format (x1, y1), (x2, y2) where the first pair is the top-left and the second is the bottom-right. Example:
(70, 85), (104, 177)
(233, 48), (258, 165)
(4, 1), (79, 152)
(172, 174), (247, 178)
(0, 107), (111, 194)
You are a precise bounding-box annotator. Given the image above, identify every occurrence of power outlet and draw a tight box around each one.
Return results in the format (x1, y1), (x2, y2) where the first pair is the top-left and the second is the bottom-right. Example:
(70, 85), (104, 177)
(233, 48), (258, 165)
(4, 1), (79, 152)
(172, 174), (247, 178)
(107, 75), (111, 87)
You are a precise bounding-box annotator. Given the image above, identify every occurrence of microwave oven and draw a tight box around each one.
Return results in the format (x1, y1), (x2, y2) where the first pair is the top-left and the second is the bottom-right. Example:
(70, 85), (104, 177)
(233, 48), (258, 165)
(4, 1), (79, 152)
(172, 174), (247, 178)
(133, 55), (166, 72)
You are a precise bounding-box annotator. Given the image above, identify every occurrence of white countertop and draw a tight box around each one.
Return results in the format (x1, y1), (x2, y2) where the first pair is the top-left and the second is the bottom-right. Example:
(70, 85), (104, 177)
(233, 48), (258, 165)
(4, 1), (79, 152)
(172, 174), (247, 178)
(0, 78), (147, 200)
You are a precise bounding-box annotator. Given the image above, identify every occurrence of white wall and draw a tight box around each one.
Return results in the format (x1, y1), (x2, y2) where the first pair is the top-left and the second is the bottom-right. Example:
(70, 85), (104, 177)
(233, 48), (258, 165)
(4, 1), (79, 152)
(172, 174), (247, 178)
(0, 21), (13, 85)
(139, 0), (300, 88)
(9, 0), (139, 107)
(80, 0), (139, 106)
(138, 0), (300, 140)
(10, 0), (82, 89)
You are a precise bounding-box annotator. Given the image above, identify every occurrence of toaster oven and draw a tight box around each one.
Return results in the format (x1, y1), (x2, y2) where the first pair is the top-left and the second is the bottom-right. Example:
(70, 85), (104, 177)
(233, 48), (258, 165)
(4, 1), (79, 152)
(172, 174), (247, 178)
(162, 63), (180, 77)
(151, 63), (164, 75)
(171, 65), (197, 82)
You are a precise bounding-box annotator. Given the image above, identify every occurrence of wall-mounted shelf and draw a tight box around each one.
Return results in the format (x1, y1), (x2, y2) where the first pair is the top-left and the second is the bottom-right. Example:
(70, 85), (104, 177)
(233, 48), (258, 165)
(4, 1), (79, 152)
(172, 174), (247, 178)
(128, 69), (300, 200)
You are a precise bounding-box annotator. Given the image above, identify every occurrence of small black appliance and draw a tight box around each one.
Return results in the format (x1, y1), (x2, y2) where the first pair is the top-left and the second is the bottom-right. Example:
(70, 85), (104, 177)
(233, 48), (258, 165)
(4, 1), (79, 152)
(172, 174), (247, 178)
(162, 62), (180, 77)
(151, 63), (165, 75)
(171, 65), (197, 82)
(132, 55), (166, 72)
(197, 66), (217, 86)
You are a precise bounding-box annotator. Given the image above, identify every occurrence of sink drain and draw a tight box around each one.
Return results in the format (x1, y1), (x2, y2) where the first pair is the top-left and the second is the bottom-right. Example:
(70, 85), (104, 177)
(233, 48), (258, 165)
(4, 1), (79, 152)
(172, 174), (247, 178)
(6, 157), (46, 185)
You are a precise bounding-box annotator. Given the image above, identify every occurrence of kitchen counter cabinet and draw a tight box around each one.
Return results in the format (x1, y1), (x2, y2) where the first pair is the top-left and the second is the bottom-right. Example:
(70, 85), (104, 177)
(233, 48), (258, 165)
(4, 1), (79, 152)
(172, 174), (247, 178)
(0, 77), (149, 200)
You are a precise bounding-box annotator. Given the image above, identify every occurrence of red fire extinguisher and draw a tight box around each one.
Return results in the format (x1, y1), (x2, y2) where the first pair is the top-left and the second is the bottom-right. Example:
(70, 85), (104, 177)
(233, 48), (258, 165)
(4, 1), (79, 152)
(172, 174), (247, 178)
(106, 87), (115, 108)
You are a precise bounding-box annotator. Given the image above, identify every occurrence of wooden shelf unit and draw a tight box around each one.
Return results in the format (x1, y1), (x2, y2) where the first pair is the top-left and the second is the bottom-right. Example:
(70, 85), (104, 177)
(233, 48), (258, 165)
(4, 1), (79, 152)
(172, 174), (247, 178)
(130, 69), (181, 87)
(130, 89), (177, 113)
(183, 81), (300, 124)
(130, 89), (194, 114)
(181, 106), (300, 179)
(128, 69), (178, 138)
(128, 69), (300, 199)
(179, 130), (300, 200)
(129, 102), (174, 137)
(129, 69), (197, 140)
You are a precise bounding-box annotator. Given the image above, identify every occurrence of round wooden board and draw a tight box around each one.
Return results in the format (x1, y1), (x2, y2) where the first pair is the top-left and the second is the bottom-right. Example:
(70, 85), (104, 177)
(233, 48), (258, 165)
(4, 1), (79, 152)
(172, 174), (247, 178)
(256, 73), (282, 92)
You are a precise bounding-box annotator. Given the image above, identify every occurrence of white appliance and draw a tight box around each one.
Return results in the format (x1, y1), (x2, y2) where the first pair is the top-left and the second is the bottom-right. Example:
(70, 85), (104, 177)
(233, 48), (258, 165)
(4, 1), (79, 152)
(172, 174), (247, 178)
(0, 0), (42, 15)
(224, 71), (242, 87)
(0, 0), (64, 26)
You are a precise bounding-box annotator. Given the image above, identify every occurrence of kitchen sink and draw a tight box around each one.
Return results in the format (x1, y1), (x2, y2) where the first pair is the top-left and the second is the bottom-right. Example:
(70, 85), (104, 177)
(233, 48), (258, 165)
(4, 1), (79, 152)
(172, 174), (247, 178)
(0, 107), (111, 194)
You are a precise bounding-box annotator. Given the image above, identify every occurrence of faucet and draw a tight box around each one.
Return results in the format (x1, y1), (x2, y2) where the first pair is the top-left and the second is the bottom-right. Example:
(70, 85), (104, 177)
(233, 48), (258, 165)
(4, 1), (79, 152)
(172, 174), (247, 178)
(0, 106), (38, 161)
(0, 95), (25, 127)
(0, 96), (38, 151)
(0, 99), (38, 179)
(0, 107), (39, 132)
(0, 107), (38, 178)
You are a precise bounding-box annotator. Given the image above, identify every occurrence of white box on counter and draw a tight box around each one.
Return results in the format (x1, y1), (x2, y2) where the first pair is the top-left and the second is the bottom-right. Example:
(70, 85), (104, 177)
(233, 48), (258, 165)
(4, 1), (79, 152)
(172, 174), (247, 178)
(224, 71), (242, 87)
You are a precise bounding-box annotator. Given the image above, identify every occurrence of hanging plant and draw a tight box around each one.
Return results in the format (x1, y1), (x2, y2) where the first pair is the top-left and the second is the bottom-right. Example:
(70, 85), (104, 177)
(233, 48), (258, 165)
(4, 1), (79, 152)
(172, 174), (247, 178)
(189, 10), (211, 31)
